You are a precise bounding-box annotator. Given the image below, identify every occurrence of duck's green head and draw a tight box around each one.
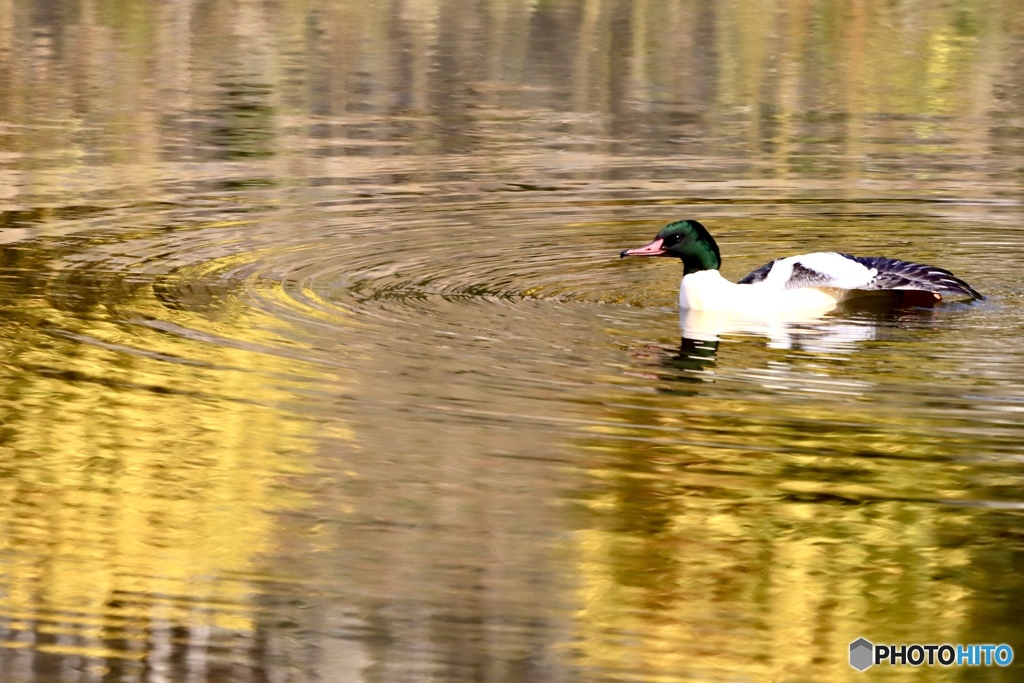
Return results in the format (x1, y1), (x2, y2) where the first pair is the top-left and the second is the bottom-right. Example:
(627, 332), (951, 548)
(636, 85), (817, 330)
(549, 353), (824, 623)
(620, 219), (721, 275)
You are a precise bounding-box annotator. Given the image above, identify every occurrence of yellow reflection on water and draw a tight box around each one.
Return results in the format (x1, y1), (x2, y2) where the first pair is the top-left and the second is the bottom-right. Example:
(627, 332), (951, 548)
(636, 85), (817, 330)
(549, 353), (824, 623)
(570, 382), (1001, 681)
(0, 280), (316, 664)
(572, 494), (981, 681)
(0, 0), (1021, 679)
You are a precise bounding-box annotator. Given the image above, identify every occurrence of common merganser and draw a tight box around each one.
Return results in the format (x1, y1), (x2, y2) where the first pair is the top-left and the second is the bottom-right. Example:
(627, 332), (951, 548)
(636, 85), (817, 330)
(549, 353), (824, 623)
(620, 219), (982, 312)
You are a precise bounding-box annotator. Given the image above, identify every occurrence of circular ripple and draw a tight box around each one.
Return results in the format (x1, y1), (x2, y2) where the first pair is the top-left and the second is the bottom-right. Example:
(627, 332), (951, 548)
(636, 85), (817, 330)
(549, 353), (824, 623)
(24, 169), (1019, 417)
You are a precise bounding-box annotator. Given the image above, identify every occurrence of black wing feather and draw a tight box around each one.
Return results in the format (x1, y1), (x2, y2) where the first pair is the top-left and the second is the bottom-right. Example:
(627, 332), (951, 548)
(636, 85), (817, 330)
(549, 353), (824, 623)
(737, 260), (775, 284)
(842, 254), (982, 299)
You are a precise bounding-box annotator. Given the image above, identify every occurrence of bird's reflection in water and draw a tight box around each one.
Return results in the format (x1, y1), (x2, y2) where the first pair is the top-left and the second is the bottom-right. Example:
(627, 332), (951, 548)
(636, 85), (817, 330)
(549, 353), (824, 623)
(626, 335), (718, 389)
(677, 294), (949, 352)
(632, 297), (947, 389)
(678, 306), (880, 352)
(666, 335), (720, 375)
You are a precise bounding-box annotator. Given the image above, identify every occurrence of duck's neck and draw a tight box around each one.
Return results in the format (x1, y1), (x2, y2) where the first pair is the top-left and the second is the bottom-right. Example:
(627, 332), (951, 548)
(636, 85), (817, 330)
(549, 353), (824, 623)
(680, 241), (721, 275)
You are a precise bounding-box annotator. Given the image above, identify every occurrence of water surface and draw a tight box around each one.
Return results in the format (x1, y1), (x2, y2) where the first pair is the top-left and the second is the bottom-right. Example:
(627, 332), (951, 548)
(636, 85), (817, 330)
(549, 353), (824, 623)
(1, 0), (1023, 681)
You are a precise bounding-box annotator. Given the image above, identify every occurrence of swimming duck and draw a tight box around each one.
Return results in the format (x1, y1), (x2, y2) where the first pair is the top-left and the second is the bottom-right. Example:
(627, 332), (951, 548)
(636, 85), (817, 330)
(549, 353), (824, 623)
(620, 219), (982, 312)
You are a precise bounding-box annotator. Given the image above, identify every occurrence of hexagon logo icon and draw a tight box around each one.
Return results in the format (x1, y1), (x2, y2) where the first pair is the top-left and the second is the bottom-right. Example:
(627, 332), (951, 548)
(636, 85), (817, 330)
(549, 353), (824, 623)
(850, 638), (874, 671)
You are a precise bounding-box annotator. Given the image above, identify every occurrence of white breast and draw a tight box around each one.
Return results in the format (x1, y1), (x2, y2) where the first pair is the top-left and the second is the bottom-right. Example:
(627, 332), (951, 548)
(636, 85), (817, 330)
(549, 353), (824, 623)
(680, 270), (846, 312)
